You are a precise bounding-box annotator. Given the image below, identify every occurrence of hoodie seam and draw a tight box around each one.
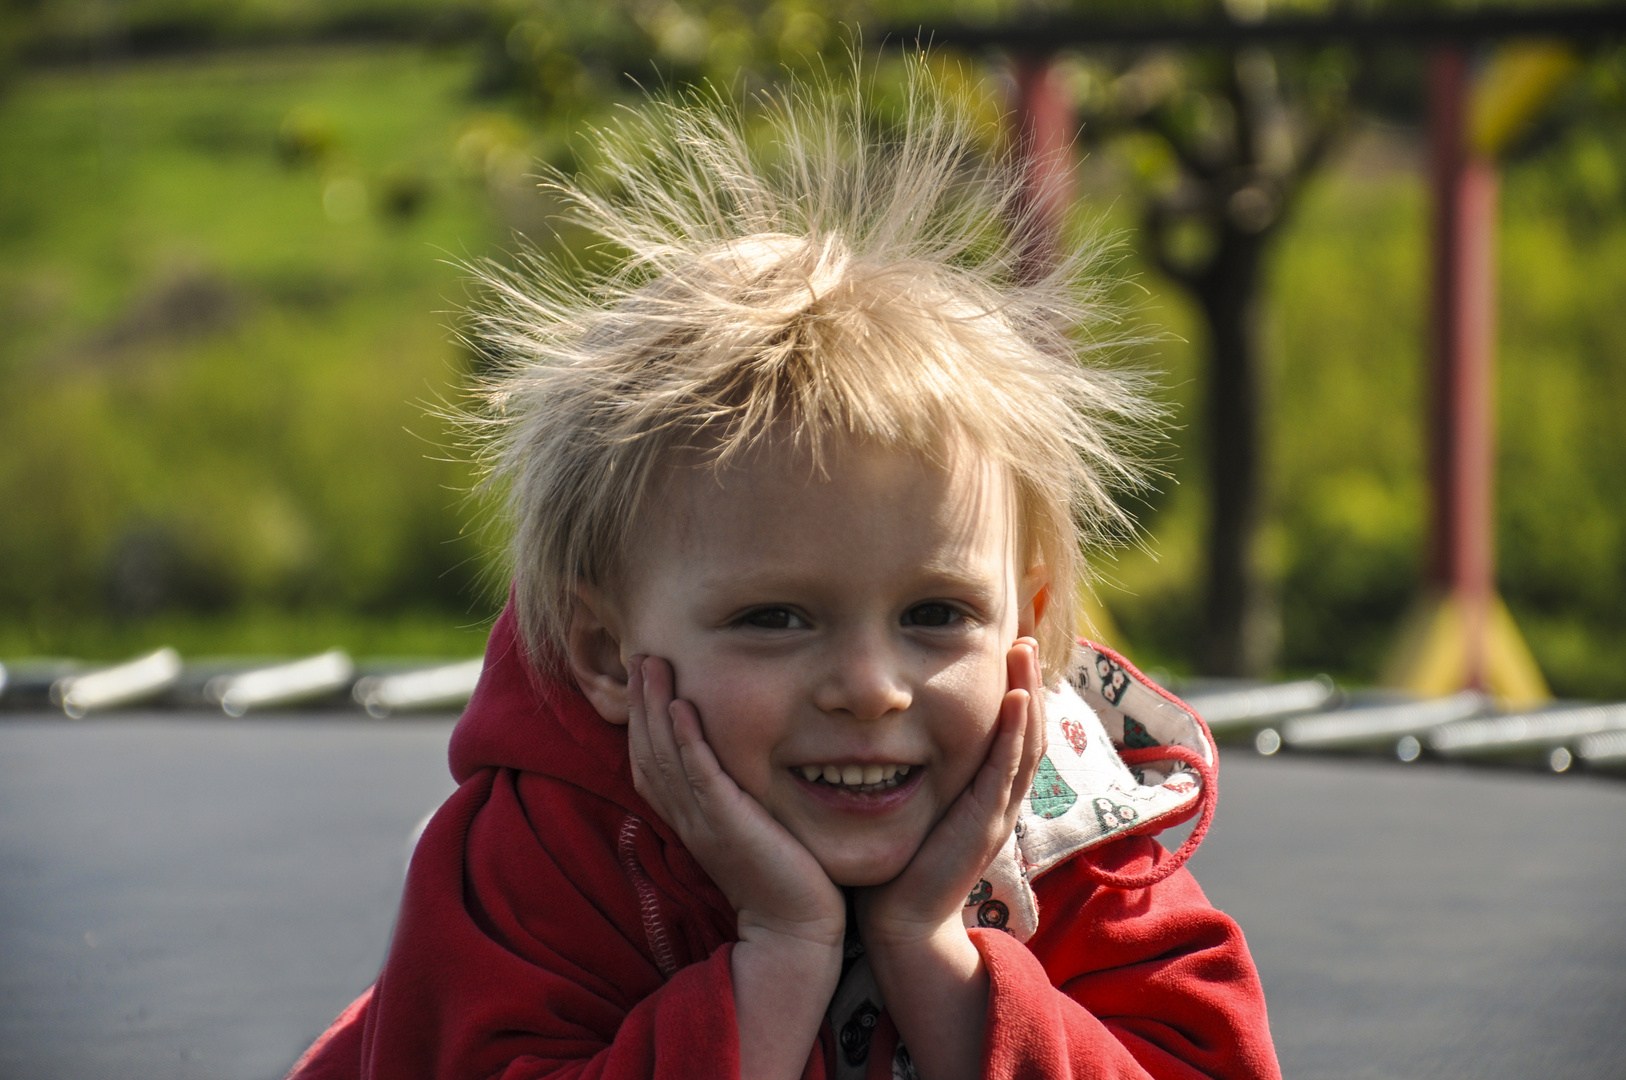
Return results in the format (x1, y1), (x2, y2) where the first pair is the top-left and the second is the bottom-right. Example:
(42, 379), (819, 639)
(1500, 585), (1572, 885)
(619, 814), (680, 979)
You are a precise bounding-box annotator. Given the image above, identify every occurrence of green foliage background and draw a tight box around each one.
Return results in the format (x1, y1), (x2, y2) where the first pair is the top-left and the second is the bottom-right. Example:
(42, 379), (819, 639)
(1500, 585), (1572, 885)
(1, 1), (1622, 695)
(1100, 66), (1626, 698)
(0, 46), (502, 658)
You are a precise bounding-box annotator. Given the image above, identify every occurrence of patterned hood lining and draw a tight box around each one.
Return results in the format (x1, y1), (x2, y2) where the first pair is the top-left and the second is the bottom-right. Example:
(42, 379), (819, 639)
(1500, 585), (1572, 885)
(957, 641), (1219, 942)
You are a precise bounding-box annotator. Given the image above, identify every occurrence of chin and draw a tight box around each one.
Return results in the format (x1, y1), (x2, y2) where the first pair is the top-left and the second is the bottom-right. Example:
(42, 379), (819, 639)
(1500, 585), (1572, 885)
(826, 866), (899, 888)
(819, 849), (913, 888)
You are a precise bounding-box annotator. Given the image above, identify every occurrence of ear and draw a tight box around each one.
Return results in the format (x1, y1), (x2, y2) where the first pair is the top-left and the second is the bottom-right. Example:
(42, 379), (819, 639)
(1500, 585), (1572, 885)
(566, 583), (631, 725)
(1018, 567), (1049, 639)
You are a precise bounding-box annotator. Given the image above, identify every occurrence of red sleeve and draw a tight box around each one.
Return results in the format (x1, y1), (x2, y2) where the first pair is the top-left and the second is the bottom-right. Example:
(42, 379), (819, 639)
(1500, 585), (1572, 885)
(973, 836), (1280, 1080)
(288, 770), (747, 1080)
(483, 945), (742, 1080)
(288, 950), (740, 1080)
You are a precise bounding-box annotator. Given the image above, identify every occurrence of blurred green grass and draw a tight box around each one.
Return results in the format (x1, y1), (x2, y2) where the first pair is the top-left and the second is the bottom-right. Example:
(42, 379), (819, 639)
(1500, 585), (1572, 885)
(0, 45), (520, 656)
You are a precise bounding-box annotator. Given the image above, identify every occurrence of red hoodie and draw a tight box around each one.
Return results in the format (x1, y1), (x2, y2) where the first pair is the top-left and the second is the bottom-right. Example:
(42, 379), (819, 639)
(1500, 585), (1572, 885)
(289, 605), (1280, 1080)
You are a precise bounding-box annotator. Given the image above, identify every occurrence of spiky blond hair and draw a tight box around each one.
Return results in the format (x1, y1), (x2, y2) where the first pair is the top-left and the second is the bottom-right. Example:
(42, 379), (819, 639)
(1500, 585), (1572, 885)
(469, 58), (1159, 681)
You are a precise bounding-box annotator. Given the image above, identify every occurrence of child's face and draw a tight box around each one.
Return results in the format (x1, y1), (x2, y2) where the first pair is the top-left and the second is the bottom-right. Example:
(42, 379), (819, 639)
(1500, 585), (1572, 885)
(614, 440), (1040, 887)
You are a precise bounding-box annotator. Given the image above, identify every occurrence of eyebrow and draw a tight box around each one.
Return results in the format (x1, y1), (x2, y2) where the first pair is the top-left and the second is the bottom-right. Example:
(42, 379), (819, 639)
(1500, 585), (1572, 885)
(692, 561), (1005, 604)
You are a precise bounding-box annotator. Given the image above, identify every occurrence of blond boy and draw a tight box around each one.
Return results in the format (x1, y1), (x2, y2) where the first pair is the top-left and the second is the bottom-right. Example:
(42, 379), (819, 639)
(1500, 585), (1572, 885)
(290, 64), (1279, 1080)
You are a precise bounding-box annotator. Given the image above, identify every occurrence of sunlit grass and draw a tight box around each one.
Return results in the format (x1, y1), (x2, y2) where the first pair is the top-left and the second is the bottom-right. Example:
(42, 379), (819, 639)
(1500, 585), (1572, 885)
(0, 45), (520, 635)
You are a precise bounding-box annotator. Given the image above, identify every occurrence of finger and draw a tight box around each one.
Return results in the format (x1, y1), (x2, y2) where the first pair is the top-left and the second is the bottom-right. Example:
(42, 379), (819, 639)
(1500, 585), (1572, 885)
(1013, 690), (1045, 818)
(626, 655), (652, 773)
(636, 657), (692, 814)
(1001, 639), (1045, 793)
(987, 638), (1038, 786)
(974, 686), (1029, 816)
(1011, 640), (1045, 790)
(1006, 636), (1039, 694)
(668, 697), (735, 807)
(644, 658), (687, 777)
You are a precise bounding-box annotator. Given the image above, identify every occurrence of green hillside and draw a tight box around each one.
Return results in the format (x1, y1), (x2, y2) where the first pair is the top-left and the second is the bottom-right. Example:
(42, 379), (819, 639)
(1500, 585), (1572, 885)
(0, 46), (518, 657)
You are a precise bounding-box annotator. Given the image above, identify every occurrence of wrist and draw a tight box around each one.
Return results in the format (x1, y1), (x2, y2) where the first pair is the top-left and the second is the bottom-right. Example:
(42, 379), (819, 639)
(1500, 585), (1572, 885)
(858, 903), (967, 954)
(864, 916), (981, 986)
(733, 926), (844, 993)
(737, 903), (846, 952)
(863, 920), (988, 1080)
(731, 934), (843, 1080)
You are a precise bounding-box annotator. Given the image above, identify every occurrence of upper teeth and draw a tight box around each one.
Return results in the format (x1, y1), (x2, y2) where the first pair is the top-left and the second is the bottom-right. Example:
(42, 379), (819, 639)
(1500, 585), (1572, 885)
(798, 763), (912, 786)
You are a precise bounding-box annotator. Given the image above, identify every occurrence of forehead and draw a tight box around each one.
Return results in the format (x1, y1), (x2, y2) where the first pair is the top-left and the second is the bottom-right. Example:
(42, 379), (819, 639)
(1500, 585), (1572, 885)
(636, 439), (1018, 586)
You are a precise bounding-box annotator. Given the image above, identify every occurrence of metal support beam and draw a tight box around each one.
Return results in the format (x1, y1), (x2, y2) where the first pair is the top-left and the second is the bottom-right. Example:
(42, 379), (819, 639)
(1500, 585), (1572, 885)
(1427, 47), (1497, 691)
(891, 6), (1626, 52)
(1009, 57), (1138, 650)
(1011, 57), (1075, 278)
(1382, 48), (1548, 705)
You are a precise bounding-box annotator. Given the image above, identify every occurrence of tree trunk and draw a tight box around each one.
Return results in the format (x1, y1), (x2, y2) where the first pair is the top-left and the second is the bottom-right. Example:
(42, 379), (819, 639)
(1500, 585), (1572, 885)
(1196, 230), (1275, 677)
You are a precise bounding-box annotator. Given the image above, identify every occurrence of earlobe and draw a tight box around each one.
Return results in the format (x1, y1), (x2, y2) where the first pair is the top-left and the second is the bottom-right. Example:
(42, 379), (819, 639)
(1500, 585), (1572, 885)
(1018, 569), (1049, 638)
(566, 584), (632, 725)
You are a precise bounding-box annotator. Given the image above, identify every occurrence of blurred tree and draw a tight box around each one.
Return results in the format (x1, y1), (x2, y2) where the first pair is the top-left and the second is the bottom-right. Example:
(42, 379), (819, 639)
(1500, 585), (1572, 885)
(1061, 2), (1366, 677)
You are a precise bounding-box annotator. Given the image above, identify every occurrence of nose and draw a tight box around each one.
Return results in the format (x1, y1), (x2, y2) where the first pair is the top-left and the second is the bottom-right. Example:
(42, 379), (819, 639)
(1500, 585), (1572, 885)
(812, 629), (913, 721)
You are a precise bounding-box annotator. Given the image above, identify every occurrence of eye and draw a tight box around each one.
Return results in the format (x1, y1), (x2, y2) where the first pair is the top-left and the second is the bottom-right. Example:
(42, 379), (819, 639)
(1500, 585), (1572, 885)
(902, 602), (963, 628)
(741, 607), (807, 630)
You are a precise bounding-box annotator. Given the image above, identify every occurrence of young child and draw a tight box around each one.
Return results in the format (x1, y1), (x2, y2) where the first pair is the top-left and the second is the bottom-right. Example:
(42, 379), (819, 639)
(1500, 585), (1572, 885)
(290, 63), (1280, 1080)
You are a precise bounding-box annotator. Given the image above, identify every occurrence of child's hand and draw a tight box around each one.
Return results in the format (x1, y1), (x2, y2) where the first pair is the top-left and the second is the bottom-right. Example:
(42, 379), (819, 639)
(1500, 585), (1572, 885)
(628, 654), (846, 949)
(852, 638), (1046, 1080)
(628, 655), (845, 1080)
(856, 636), (1044, 947)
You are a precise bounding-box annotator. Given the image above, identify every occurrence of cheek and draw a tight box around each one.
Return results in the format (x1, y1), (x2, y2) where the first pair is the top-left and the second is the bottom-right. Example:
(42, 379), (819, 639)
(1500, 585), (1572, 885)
(682, 666), (786, 799)
(928, 647), (1010, 757)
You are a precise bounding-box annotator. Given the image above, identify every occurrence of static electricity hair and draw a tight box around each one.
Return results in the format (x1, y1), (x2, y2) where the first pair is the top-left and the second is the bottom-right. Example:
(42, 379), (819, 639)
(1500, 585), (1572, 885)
(468, 58), (1159, 681)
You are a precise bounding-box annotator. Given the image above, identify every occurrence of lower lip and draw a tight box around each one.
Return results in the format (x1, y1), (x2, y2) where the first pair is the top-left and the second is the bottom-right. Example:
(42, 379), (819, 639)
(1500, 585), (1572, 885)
(790, 767), (925, 814)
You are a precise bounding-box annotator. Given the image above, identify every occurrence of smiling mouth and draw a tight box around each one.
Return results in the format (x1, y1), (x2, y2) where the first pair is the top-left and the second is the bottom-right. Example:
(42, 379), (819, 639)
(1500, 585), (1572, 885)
(793, 763), (914, 792)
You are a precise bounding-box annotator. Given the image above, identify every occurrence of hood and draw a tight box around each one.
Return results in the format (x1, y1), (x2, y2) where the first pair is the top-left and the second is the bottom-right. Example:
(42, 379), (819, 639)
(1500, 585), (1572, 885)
(449, 602), (658, 823)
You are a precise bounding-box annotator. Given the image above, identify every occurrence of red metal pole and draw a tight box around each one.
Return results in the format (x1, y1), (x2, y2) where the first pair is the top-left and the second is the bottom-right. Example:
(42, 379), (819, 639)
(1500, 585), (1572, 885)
(1012, 57), (1076, 277)
(1427, 47), (1497, 691)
